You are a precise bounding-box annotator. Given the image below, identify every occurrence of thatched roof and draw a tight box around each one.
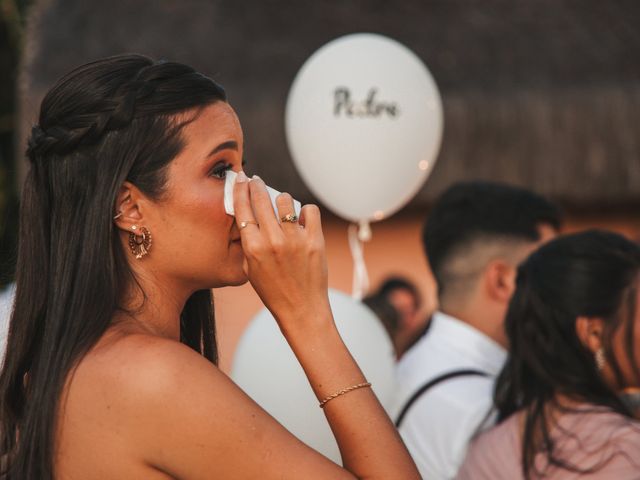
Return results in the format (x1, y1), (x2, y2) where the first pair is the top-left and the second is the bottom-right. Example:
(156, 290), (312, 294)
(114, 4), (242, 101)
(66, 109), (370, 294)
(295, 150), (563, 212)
(18, 0), (640, 207)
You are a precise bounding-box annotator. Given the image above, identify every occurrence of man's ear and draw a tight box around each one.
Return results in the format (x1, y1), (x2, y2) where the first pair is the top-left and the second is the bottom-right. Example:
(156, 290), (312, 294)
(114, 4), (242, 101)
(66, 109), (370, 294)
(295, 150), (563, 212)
(484, 259), (517, 304)
(113, 181), (146, 233)
(575, 316), (605, 354)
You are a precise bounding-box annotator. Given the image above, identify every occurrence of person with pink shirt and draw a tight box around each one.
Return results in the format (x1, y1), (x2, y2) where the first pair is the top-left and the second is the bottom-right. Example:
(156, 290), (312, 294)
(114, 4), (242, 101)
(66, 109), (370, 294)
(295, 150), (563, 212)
(458, 230), (640, 479)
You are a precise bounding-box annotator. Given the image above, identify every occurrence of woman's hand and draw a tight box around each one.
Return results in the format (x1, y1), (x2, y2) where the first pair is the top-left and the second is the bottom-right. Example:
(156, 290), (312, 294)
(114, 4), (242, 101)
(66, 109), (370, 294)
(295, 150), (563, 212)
(231, 171), (421, 480)
(233, 172), (331, 334)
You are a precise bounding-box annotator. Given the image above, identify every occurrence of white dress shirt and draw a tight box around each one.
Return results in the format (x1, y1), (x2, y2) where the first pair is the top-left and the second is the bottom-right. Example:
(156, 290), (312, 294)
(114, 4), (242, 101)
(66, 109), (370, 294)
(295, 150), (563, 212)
(0, 283), (15, 361)
(392, 311), (507, 480)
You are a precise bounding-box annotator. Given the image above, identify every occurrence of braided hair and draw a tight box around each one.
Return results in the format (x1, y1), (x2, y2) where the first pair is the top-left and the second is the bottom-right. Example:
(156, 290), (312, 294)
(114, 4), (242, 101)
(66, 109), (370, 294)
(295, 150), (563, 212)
(494, 230), (640, 479)
(0, 54), (226, 479)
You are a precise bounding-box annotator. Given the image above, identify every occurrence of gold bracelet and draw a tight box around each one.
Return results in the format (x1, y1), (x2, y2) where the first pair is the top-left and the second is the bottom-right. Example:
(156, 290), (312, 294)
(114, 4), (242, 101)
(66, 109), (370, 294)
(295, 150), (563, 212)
(319, 382), (372, 408)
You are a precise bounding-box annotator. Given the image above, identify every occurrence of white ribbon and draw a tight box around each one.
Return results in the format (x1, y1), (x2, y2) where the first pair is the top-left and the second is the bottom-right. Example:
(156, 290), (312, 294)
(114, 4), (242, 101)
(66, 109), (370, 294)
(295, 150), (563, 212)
(348, 220), (372, 300)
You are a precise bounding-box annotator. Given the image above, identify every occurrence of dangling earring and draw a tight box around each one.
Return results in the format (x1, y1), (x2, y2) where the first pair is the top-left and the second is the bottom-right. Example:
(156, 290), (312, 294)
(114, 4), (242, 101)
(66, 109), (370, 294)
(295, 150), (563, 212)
(595, 348), (606, 371)
(129, 225), (152, 259)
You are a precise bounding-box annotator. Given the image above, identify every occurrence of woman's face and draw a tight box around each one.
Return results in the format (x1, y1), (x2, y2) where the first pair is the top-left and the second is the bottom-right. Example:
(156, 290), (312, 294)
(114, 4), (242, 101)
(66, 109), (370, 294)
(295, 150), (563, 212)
(608, 287), (640, 390)
(147, 102), (247, 289)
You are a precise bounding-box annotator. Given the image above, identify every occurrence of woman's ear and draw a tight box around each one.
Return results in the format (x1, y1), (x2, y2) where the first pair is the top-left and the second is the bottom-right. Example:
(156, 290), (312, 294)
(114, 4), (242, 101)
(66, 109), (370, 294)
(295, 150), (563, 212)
(575, 316), (605, 354)
(113, 181), (145, 233)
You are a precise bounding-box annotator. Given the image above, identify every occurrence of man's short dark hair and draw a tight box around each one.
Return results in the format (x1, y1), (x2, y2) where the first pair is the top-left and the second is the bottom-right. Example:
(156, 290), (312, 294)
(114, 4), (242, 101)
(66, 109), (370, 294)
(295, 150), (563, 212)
(423, 181), (560, 298)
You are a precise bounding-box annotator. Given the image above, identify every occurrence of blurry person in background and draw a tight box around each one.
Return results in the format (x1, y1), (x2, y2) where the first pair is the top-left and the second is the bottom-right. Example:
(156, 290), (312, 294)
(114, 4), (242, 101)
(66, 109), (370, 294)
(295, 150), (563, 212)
(458, 230), (640, 479)
(366, 277), (425, 358)
(363, 293), (400, 353)
(0, 150), (18, 362)
(0, 282), (13, 359)
(393, 181), (560, 479)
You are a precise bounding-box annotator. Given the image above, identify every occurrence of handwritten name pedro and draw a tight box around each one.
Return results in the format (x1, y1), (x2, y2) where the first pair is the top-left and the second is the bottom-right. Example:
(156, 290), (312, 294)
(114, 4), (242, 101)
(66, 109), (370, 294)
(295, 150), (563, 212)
(333, 87), (399, 118)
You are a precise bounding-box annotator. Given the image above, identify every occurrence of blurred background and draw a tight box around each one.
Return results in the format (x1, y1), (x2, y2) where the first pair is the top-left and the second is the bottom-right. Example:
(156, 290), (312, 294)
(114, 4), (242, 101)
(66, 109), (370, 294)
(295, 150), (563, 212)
(0, 0), (23, 291)
(1, 0), (639, 371)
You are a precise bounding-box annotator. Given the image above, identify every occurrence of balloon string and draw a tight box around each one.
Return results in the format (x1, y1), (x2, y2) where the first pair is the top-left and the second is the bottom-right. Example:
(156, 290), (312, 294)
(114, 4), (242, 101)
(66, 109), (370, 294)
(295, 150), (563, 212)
(348, 224), (370, 300)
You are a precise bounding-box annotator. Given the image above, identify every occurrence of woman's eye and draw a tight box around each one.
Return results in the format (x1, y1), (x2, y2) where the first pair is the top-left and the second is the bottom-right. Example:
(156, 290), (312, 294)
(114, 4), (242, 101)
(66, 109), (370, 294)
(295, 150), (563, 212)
(209, 163), (232, 179)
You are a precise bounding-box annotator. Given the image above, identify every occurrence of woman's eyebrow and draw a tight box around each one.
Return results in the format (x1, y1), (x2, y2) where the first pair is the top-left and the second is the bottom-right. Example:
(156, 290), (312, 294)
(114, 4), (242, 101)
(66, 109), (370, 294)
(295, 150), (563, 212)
(208, 140), (238, 157)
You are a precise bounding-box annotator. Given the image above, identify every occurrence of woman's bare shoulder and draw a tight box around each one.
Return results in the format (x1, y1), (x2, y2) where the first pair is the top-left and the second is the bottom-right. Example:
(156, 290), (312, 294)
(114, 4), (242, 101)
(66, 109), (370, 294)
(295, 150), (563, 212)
(64, 332), (350, 479)
(71, 332), (228, 410)
(58, 333), (232, 477)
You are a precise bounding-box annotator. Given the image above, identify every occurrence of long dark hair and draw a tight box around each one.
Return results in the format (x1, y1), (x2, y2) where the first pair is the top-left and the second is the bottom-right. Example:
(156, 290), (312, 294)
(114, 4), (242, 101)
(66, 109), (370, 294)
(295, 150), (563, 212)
(0, 54), (226, 479)
(495, 229), (640, 478)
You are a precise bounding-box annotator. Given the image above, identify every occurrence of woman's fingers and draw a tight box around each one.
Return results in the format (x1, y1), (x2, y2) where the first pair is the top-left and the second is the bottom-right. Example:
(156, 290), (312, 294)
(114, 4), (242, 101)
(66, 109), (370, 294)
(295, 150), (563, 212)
(233, 177), (328, 325)
(276, 193), (300, 231)
(248, 176), (281, 238)
(232, 172), (260, 243)
(299, 204), (322, 237)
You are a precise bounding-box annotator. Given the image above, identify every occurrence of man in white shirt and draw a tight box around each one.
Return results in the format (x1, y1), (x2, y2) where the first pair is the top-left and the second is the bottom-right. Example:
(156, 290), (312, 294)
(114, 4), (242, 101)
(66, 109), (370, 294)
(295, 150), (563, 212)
(393, 182), (560, 479)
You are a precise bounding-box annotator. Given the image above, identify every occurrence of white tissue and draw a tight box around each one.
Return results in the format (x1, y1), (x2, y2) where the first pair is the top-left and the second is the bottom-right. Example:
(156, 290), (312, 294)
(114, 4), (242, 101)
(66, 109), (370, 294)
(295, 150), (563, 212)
(224, 170), (302, 219)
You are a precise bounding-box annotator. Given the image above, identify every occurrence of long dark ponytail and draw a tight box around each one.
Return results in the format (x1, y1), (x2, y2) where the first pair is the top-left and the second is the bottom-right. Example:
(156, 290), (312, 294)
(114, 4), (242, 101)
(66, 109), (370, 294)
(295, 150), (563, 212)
(495, 229), (640, 478)
(0, 54), (226, 479)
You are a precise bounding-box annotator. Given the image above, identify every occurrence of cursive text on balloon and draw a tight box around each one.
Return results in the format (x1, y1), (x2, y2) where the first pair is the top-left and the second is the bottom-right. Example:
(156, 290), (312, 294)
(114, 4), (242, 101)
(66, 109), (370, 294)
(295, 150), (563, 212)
(333, 87), (399, 118)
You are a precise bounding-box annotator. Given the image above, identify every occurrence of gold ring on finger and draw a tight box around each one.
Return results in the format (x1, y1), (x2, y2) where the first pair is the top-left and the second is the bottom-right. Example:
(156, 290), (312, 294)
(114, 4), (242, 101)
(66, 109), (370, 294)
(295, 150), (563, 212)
(281, 213), (298, 223)
(240, 220), (259, 229)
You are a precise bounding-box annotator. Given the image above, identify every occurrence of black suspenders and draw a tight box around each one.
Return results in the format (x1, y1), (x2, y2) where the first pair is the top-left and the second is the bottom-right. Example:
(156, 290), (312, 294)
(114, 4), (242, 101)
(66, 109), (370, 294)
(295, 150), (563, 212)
(395, 370), (489, 428)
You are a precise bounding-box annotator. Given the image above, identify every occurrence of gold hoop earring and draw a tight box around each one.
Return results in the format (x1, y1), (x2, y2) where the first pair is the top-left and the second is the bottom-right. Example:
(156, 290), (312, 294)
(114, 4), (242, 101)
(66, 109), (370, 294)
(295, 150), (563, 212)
(129, 226), (152, 259)
(595, 348), (606, 371)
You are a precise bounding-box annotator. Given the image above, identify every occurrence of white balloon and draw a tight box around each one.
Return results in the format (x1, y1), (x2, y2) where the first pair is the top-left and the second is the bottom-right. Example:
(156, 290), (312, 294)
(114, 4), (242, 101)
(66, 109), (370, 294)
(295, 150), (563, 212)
(231, 289), (396, 463)
(285, 33), (443, 223)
